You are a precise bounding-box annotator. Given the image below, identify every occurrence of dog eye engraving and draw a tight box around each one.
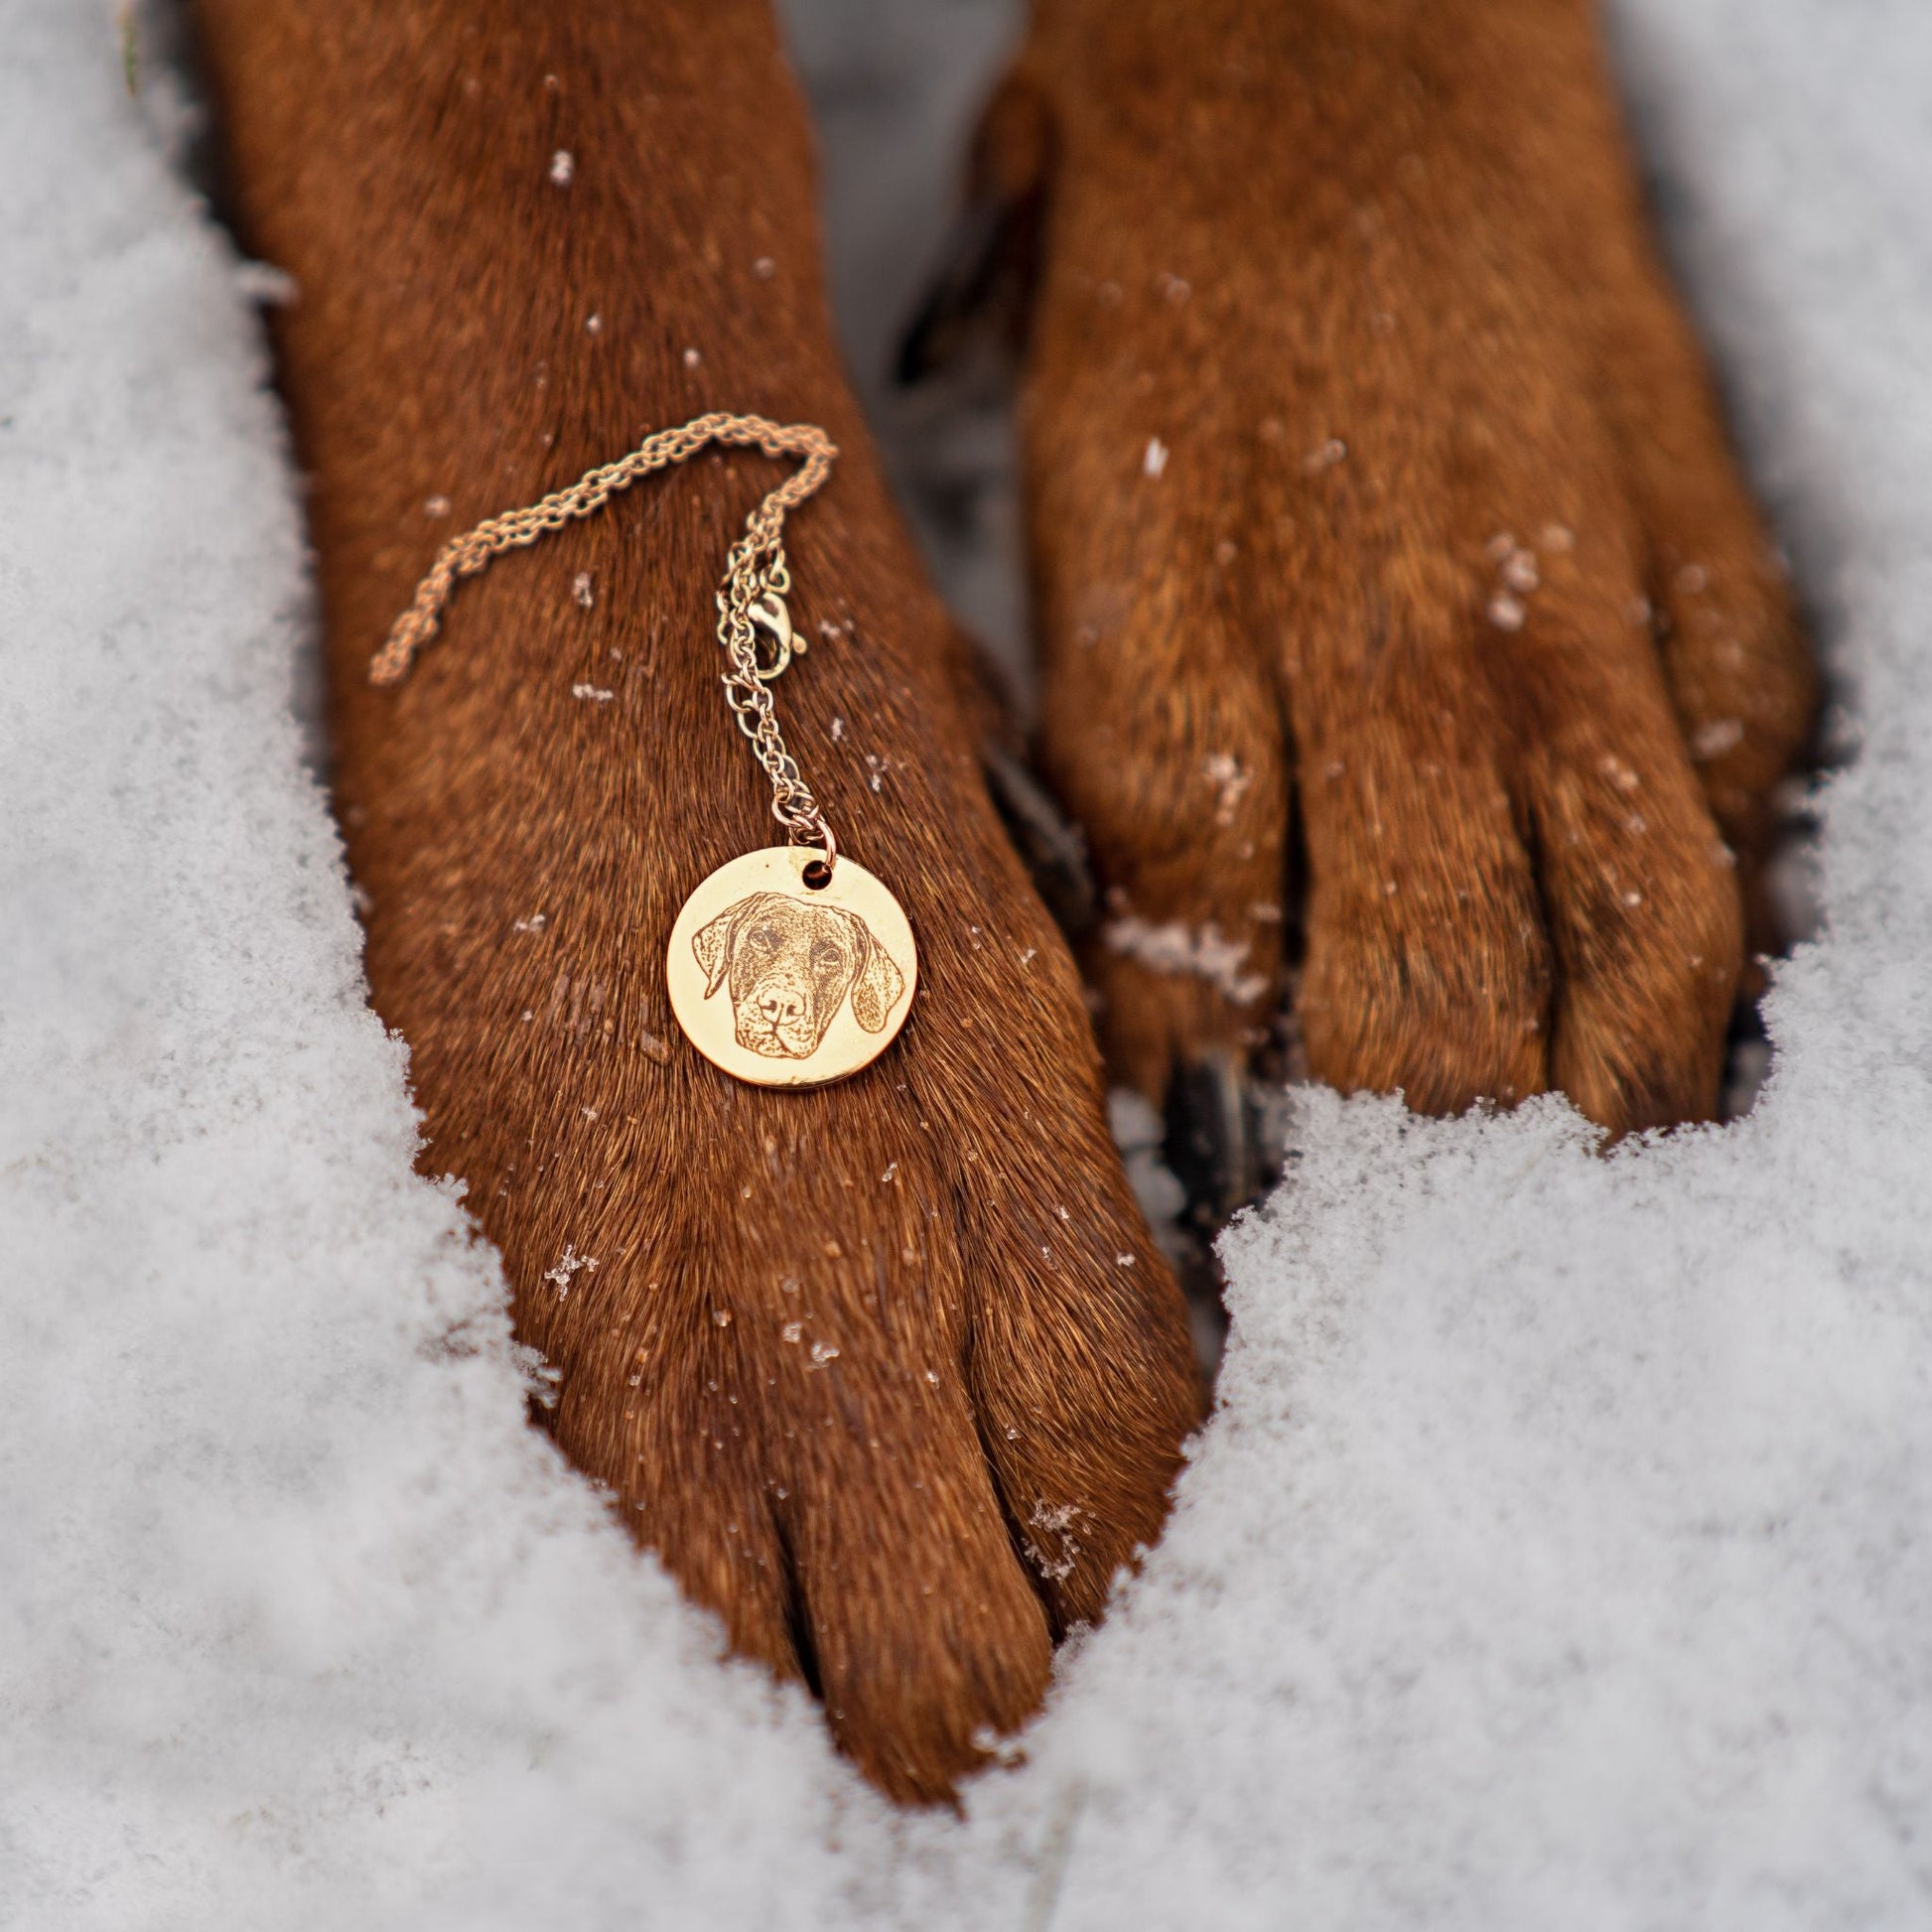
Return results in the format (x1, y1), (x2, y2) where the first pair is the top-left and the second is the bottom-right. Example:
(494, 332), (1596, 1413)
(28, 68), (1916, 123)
(691, 891), (907, 1059)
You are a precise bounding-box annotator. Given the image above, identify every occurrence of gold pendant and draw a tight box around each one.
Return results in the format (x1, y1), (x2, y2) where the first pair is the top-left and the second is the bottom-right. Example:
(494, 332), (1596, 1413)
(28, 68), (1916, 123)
(666, 847), (917, 1087)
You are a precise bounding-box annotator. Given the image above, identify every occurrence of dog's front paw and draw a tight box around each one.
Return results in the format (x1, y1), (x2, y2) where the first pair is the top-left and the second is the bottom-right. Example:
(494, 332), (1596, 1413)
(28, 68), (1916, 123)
(203, 0), (1203, 1811)
(972, 0), (1815, 1184)
(342, 425), (1202, 1807)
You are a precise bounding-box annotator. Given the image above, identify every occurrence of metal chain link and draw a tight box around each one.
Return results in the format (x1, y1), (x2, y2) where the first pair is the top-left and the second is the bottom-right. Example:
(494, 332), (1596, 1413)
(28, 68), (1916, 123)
(372, 413), (842, 864)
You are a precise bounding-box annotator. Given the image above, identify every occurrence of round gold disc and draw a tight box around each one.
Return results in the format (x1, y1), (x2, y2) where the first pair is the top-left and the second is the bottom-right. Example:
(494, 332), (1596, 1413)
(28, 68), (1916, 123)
(665, 846), (918, 1088)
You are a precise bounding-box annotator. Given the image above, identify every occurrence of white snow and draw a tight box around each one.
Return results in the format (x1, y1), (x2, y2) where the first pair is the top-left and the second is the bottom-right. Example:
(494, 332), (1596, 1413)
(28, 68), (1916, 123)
(1102, 912), (1272, 1005)
(6, 0), (1932, 1927)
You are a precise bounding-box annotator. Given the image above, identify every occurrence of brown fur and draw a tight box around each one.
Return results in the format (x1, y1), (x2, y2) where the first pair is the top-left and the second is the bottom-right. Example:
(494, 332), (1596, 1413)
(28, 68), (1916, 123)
(190, 0), (1202, 1805)
(989, 0), (1816, 1129)
(188, 0), (1813, 1805)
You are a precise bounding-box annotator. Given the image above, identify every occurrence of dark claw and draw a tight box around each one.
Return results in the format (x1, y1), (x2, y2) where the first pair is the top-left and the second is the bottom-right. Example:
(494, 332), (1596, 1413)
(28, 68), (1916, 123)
(981, 738), (1099, 938)
(895, 201), (1014, 388)
(1163, 1050), (1266, 1236)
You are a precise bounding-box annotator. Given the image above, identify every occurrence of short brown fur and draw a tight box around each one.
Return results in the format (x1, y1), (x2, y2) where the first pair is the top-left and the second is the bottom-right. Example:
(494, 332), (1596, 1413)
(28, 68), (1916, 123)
(996, 0), (1815, 1128)
(191, 0), (1812, 1804)
(191, 0), (1202, 1805)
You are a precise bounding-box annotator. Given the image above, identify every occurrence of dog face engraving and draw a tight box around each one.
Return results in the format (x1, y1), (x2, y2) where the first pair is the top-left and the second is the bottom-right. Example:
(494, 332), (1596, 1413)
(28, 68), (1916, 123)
(692, 891), (907, 1059)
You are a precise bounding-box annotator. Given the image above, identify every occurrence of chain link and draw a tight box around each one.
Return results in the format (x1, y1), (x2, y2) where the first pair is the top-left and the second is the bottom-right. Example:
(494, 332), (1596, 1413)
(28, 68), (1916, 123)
(372, 413), (841, 861)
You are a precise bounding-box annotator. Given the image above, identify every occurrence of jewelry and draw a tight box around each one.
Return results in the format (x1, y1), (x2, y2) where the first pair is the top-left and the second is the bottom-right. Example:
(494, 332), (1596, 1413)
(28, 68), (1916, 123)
(374, 412), (917, 1089)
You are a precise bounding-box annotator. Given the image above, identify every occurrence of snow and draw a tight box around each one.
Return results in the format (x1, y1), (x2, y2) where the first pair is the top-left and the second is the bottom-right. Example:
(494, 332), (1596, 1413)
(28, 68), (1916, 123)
(1101, 913), (1272, 1005)
(6, 0), (1932, 1926)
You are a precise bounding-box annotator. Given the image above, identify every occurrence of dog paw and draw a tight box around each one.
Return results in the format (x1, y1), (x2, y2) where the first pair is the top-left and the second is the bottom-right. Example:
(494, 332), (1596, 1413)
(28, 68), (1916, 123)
(344, 458), (1208, 1798)
(321, 342), (1206, 1812)
(197, 0), (1206, 1803)
(341, 494), (1203, 1801)
(948, 1), (1816, 1190)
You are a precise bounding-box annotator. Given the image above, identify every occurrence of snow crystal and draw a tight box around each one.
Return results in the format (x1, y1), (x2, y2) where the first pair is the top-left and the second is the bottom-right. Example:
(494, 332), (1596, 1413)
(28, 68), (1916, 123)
(233, 258), (298, 307)
(7, 0), (1932, 1925)
(1202, 750), (1252, 824)
(1694, 717), (1746, 759)
(543, 1246), (599, 1296)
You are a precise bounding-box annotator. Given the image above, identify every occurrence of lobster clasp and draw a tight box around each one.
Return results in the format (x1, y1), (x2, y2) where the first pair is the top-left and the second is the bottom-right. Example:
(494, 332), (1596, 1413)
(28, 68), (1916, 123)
(749, 589), (803, 682)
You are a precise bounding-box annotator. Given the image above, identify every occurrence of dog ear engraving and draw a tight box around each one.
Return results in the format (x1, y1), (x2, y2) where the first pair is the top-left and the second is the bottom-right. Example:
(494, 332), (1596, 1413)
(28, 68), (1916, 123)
(692, 894), (766, 998)
(848, 916), (907, 1034)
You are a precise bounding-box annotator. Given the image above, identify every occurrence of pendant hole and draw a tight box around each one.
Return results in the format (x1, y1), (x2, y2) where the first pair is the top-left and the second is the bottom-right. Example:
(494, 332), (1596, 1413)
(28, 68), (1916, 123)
(801, 858), (833, 892)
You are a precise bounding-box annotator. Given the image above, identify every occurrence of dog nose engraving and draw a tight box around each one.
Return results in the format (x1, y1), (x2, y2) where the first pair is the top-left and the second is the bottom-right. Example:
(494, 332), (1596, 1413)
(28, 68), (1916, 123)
(758, 984), (805, 1024)
(751, 975), (815, 1053)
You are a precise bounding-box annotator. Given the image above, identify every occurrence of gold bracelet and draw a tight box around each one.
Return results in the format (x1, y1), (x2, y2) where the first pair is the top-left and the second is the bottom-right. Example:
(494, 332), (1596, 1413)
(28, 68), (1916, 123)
(375, 413), (917, 1089)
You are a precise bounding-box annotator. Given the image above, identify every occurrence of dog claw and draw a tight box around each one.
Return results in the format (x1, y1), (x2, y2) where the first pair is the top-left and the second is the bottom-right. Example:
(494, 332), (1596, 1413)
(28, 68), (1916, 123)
(1162, 1049), (1265, 1236)
(895, 201), (1009, 387)
(981, 738), (1098, 938)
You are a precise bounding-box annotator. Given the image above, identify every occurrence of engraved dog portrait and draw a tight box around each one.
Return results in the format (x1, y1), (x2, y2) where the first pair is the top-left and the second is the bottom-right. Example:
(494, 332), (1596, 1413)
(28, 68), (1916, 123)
(693, 891), (907, 1059)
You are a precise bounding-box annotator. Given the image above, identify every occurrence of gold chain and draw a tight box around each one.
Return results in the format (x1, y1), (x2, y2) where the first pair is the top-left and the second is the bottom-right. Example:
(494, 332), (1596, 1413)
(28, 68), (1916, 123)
(372, 413), (842, 863)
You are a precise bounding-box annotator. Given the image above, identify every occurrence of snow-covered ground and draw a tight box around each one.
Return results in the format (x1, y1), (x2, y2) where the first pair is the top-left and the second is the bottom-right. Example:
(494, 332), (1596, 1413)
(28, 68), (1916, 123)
(6, 1), (1932, 1925)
